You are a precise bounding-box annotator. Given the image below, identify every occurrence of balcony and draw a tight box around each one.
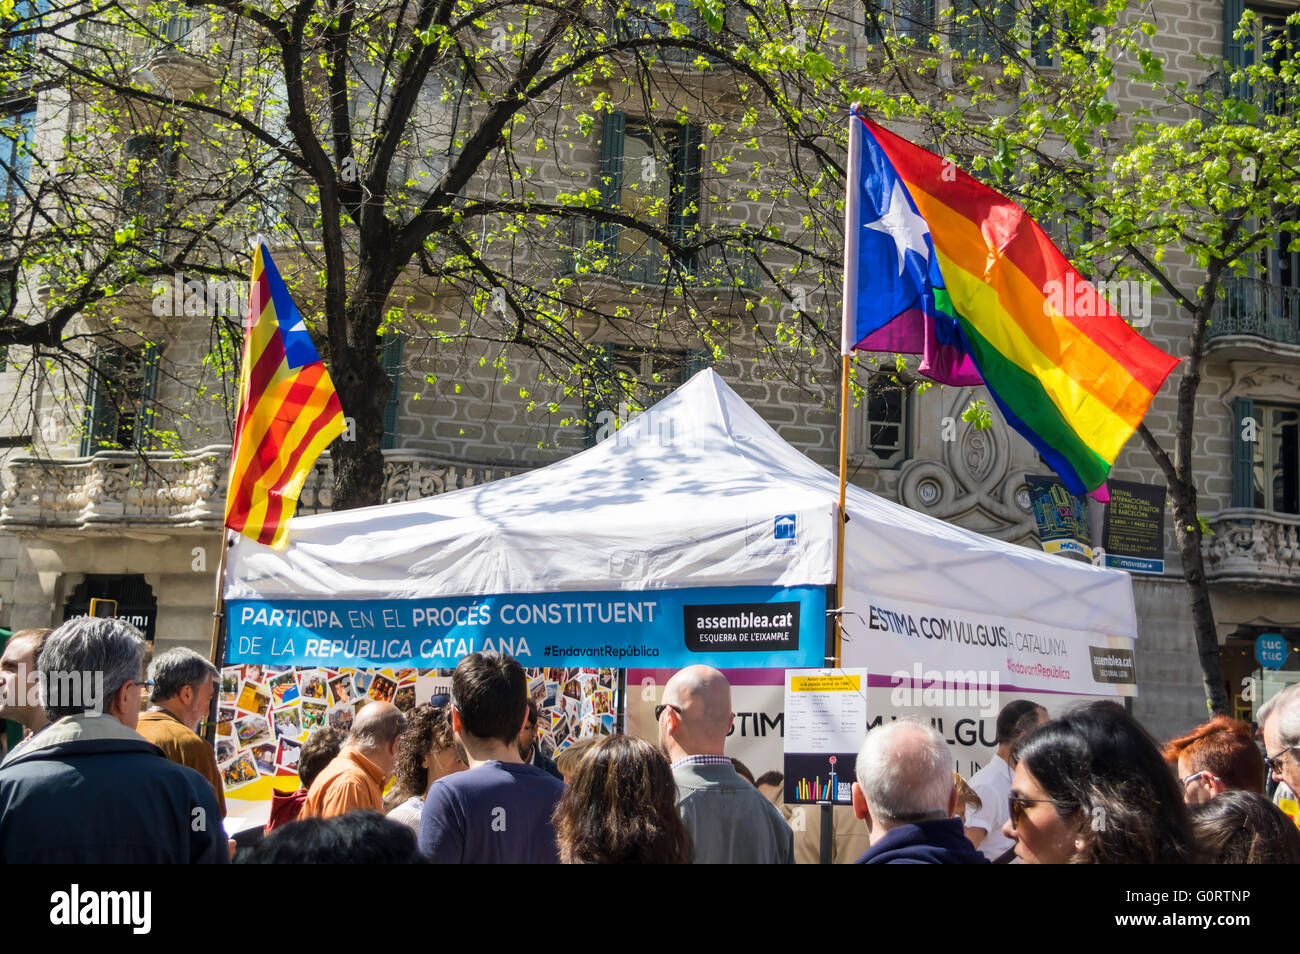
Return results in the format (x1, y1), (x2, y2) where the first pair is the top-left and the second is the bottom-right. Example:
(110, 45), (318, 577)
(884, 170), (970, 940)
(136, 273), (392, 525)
(1203, 509), (1300, 590)
(1206, 277), (1300, 362)
(0, 448), (524, 532)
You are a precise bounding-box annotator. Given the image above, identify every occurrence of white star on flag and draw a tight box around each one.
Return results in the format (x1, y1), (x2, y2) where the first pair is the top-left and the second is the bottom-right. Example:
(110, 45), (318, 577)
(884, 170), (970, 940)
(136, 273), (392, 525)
(864, 179), (931, 276)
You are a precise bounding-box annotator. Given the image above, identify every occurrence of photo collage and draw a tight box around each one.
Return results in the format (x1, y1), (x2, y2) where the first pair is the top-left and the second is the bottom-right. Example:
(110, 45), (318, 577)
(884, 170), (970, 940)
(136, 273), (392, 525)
(215, 664), (619, 800)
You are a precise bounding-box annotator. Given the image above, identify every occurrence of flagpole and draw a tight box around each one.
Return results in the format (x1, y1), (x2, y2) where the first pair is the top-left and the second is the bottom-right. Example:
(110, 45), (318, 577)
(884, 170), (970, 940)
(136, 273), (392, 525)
(834, 106), (863, 669)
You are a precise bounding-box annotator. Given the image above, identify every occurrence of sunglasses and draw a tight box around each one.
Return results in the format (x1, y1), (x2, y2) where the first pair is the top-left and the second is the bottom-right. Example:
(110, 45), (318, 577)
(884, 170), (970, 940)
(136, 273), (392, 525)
(654, 703), (682, 721)
(1007, 794), (1071, 829)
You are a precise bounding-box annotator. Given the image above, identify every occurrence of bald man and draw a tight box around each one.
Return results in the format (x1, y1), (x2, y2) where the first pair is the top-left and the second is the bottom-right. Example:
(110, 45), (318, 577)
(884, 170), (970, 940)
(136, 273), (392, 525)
(301, 702), (406, 820)
(659, 666), (793, 864)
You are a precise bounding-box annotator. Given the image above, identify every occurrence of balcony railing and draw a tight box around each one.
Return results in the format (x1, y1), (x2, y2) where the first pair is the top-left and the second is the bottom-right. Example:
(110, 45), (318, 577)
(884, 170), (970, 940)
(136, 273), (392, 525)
(0, 448), (524, 531)
(1203, 509), (1300, 590)
(1209, 276), (1300, 347)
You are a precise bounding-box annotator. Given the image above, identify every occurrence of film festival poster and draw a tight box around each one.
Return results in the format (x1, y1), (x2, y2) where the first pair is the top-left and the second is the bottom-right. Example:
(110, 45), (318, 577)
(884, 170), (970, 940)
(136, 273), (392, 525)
(214, 665), (620, 803)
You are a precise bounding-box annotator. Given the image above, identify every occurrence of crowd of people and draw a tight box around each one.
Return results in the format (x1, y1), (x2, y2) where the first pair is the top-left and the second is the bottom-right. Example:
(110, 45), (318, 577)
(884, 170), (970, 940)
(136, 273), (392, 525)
(1, 615), (1298, 864)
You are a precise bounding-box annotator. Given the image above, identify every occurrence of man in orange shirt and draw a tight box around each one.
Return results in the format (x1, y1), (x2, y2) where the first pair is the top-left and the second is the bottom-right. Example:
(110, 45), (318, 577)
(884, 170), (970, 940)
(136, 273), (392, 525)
(301, 702), (405, 819)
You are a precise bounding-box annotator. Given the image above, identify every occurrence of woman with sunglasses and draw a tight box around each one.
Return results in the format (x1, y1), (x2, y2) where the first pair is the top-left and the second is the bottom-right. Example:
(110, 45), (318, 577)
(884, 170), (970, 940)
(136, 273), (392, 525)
(1001, 701), (1196, 864)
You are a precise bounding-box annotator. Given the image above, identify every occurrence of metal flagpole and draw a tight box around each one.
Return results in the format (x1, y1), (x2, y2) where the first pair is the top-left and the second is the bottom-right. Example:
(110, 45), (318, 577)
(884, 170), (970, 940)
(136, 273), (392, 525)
(835, 105), (863, 671)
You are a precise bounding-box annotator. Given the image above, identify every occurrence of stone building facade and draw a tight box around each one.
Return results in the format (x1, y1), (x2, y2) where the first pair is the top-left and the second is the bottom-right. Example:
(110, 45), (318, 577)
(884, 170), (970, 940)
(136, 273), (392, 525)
(0, 0), (1297, 743)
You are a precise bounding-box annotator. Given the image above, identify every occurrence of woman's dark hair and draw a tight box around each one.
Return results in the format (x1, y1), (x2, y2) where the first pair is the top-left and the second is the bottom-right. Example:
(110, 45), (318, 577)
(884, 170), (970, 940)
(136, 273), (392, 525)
(241, 812), (427, 864)
(552, 734), (692, 864)
(385, 704), (454, 809)
(1010, 701), (1195, 864)
(1191, 790), (1300, 864)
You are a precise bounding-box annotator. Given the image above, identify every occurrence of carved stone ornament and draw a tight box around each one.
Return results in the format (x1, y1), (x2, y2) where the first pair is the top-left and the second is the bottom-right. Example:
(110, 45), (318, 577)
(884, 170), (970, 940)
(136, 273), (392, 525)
(897, 387), (1037, 542)
(1203, 509), (1300, 590)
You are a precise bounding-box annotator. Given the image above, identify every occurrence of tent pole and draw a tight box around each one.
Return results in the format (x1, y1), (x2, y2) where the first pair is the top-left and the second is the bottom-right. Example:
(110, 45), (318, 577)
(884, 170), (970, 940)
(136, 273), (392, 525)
(204, 530), (230, 743)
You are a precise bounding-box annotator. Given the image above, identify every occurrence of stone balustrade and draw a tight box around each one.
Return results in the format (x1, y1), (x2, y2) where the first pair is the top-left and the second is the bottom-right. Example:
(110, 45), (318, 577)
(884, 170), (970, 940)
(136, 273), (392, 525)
(1203, 509), (1300, 590)
(0, 447), (524, 531)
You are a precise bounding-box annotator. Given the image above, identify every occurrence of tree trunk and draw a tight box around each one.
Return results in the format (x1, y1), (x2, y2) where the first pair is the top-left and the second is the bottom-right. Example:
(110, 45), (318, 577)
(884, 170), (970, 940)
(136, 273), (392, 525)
(327, 297), (392, 512)
(1167, 487), (1231, 717)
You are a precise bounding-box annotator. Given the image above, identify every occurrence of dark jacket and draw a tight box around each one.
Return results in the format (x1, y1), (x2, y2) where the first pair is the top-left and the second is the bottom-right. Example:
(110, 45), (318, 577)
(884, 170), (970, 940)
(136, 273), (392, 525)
(854, 817), (991, 865)
(0, 714), (228, 864)
(528, 744), (562, 781)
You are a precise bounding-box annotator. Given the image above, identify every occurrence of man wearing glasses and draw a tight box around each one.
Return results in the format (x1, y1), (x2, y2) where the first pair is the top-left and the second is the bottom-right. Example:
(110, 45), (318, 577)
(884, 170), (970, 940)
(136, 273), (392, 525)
(658, 665), (793, 864)
(1261, 683), (1300, 830)
(0, 617), (227, 863)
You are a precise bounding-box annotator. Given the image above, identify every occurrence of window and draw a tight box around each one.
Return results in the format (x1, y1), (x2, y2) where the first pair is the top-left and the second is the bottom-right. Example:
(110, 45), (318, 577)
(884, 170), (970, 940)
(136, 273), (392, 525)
(856, 371), (910, 466)
(80, 342), (161, 454)
(1252, 403), (1298, 513)
(1225, 0), (1300, 111)
(866, 0), (935, 43)
(950, 0), (1014, 59)
(0, 105), (35, 212)
(588, 111), (701, 284)
(122, 132), (180, 223)
(151, 2), (206, 55)
(617, 0), (706, 57)
(583, 344), (707, 446)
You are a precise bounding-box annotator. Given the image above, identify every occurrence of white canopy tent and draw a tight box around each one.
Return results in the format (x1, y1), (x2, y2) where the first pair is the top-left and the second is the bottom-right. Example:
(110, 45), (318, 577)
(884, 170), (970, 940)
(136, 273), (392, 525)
(226, 369), (1137, 695)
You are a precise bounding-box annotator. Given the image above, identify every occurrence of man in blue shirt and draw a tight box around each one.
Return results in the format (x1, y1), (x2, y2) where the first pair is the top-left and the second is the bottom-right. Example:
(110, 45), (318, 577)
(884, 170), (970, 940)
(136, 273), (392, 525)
(419, 652), (565, 863)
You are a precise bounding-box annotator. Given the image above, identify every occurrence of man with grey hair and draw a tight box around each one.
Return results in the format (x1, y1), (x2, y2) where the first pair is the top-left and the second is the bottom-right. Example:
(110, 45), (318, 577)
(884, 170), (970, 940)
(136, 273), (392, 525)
(136, 646), (225, 816)
(659, 665), (793, 864)
(0, 617), (226, 862)
(851, 720), (988, 864)
(1262, 683), (1300, 818)
(302, 701), (406, 819)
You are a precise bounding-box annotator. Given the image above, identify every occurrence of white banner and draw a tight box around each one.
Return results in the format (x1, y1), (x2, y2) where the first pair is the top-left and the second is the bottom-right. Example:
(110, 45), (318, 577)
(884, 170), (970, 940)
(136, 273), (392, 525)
(842, 591), (1137, 697)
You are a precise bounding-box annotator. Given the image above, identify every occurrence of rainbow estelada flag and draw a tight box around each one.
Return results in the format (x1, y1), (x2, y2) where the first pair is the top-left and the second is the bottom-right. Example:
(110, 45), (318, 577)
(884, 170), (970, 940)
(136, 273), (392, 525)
(840, 109), (1179, 497)
(224, 243), (346, 548)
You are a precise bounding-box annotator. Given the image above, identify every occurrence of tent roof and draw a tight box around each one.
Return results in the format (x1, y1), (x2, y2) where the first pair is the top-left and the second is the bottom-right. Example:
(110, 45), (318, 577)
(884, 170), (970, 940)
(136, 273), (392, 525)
(227, 369), (1136, 639)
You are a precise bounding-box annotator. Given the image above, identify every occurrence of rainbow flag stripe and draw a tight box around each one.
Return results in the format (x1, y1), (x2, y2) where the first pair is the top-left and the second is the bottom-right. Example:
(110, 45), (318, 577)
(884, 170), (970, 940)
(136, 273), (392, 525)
(224, 244), (345, 548)
(845, 113), (1178, 493)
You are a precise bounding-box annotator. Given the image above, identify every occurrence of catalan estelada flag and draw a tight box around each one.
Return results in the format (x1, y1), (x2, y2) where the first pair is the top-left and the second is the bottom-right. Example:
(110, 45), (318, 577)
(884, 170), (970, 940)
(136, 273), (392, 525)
(841, 108), (1179, 495)
(224, 243), (345, 547)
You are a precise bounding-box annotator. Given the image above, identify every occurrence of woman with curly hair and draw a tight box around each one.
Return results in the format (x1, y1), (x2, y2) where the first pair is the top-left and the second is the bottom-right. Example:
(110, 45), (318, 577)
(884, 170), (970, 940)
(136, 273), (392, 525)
(552, 734), (691, 864)
(384, 703), (467, 832)
(1002, 701), (1195, 864)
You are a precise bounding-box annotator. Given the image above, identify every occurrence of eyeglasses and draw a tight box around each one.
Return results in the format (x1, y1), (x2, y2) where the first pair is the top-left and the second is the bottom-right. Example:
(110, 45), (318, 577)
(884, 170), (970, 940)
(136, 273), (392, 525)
(1007, 795), (1071, 830)
(654, 703), (682, 721)
(133, 679), (156, 690)
(1265, 747), (1298, 775)
(1180, 770), (1221, 788)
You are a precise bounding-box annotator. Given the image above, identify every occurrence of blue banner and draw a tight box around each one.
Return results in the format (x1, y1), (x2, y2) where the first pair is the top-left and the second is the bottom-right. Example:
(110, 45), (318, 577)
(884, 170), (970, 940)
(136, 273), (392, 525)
(226, 585), (828, 669)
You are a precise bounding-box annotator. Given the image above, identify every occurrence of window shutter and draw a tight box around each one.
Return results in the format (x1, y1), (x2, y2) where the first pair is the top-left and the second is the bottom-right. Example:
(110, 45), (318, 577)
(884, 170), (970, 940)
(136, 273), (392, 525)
(137, 341), (161, 450)
(381, 334), (404, 450)
(596, 111), (626, 253)
(1223, 0), (1247, 99)
(597, 112), (625, 189)
(1231, 395), (1255, 509)
(672, 124), (701, 274)
(81, 348), (119, 455)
